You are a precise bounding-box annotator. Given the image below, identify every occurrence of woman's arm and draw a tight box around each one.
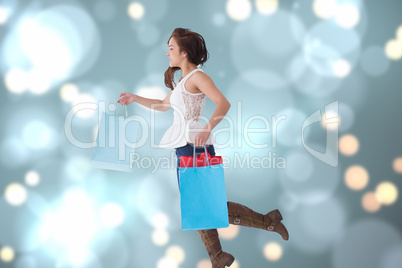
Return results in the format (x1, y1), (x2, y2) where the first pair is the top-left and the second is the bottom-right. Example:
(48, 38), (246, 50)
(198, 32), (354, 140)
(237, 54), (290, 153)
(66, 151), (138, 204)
(191, 72), (231, 146)
(118, 91), (172, 112)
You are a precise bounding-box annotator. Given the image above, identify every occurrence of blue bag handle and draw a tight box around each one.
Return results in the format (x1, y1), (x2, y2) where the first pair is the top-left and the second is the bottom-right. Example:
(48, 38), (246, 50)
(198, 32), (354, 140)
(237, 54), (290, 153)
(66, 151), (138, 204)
(193, 145), (210, 167)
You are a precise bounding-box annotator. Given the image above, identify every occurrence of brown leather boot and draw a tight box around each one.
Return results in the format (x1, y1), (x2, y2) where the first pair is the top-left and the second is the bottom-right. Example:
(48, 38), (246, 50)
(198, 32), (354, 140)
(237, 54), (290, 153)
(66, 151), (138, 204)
(227, 201), (289, 240)
(197, 229), (235, 268)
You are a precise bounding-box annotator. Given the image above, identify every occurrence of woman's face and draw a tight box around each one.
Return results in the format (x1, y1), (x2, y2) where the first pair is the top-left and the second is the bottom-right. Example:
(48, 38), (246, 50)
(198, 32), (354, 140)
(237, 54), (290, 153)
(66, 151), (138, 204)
(167, 37), (185, 68)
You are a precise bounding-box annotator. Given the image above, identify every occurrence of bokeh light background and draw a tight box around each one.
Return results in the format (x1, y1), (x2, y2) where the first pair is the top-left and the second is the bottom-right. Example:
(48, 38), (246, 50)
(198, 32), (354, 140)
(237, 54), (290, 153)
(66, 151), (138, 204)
(1, 0), (402, 267)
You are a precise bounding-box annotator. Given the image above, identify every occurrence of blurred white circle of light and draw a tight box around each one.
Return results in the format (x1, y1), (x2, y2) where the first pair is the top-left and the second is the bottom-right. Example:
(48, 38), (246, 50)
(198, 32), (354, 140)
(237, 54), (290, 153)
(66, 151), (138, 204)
(218, 224), (239, 240)
(60, 83), (79, 103)
(320, 108), (339, 131)
(151, 212), (169, 230)
(360, 46), (390, 76)
(213, 13), (226, 26)
(15, 255), (37, 268)
(0, 6), (9, 24)
(303, 21), (360, 77)
(128, 2), (145, 20)
(4, 68), (28, 94)
(231, 11), (305, 72)
(230, 260), (240, 268)
(275, 108), (308, 147)
(62, 187), (91, 207)
(313, 0), (337, 19)
(5, 183), (28, 206)
(385, 39), (402, 60)
(137, 86), (167, 100)
(131, 0), (167, 23)
(137, 72), (166, 96)
(0, 246), (15, 262)
(45, 187), (99, 250)
(335, 3), (360, 29)
(26, 68), (53, 94)
(321, 110), (340, 131)
(157, 256), (178, 268)
(0, 137), (29, 166)
(287, 54), (342, 97)
(93, 0), (116, 21)
(339, 134), (359, 156)
(135, 86), (167, 112)
(333, 219), (401, 268)
(197, 260), (212, 268)
(263, 242), (283, 261)
(71, 93), (97, 119)
(393, 157), (402, 174)
(280, 143), (340, 204)
(226, 0), (252, 21)
(56, 248), (101, 268)
(397, 25), (402, 40)
(256, 0), (278, 15)
(379, 244), (402, 268)
(284, 150), (314, 182)
(345, 165), (369, 191)
(287, 198), (346, 253)
(152, 229), (169, 246)
(362, 192), (381, 213)
(137, 23), (160, 47)
(22, 120), (55, 150)
(3, 5), (100, 85)
(166, 245), (185, 264)
(99, 203), (125, 228)
(375, 181), (398, 206)
(332, 58), (351, 77)
(1, 4), (101, 88)
(25, 170), (40, 186)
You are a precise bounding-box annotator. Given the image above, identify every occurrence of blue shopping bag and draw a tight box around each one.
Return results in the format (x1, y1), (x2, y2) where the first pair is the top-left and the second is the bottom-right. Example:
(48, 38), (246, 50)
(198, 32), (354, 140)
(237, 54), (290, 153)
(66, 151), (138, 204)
(92, 104), (140, 172)
(179, 146), (229, 230)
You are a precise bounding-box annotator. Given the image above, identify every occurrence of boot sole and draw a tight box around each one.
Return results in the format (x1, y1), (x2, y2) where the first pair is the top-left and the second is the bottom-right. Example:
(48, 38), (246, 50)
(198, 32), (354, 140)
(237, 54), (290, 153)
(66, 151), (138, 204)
(225, 255), (235, 267)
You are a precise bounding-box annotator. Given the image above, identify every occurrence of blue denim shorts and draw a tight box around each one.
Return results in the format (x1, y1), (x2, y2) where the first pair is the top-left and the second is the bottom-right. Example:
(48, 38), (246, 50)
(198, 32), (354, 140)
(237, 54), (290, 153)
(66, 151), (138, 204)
(175, 143), (216, 189)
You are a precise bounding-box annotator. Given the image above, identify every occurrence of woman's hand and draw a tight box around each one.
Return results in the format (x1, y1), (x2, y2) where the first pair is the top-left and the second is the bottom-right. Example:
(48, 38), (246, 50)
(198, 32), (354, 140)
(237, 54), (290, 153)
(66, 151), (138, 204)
(117, 93), (136, 105)
(194, 130), (211, 147)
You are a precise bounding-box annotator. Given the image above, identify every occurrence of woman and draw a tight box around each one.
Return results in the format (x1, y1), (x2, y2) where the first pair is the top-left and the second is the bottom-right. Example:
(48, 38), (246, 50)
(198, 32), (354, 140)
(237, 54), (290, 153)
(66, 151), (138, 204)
(118, 28), (289, 268)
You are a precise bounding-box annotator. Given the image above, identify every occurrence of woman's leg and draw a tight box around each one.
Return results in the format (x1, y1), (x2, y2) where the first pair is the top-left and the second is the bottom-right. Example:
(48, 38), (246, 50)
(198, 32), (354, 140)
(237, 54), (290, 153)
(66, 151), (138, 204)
(175, 143), (193, 189)
(197, 229), (235, 268)
(227, 202), (289, 240)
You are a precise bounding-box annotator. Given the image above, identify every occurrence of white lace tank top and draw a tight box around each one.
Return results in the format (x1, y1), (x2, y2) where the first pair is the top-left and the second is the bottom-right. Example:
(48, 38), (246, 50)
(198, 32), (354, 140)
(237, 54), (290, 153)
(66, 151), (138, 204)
(159, 68), (216, 149)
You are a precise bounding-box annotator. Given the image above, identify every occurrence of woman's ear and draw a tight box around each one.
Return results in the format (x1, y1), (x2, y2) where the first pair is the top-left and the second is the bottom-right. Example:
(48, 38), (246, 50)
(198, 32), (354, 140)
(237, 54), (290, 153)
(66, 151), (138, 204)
(181, 51), (187, 58)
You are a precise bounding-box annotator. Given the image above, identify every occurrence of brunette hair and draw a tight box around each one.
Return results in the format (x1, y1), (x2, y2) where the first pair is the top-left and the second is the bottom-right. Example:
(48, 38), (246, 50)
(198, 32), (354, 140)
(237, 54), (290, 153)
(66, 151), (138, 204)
(164, 28), (209, 90)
